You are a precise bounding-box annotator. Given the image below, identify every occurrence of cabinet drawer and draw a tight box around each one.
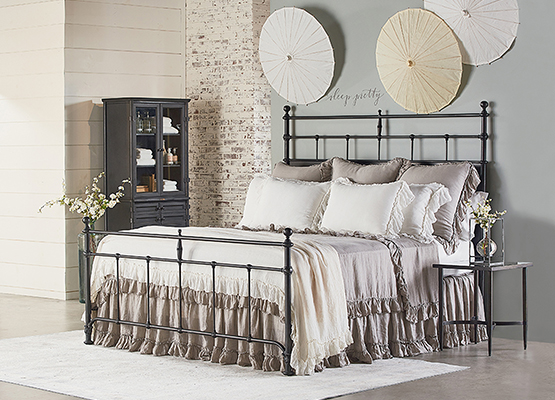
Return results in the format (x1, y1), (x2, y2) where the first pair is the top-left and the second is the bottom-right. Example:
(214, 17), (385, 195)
(133, 200), (188, 228)
(135, 201), (185, 215)
(134, 203), (159, 216)
(158, 202), (186, 216)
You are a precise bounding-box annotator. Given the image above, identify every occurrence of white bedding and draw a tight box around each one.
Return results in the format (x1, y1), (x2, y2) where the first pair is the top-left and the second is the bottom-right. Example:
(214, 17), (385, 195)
(436, 239), (472, 276)
(91, 226), (353, 375)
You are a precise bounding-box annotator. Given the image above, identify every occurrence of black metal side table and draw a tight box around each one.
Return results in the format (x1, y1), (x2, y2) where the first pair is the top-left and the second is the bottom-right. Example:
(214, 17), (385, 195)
(433, 261), (531, 356)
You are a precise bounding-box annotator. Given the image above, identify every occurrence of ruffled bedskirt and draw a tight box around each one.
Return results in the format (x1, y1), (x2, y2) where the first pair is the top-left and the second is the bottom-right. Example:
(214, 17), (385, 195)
(92, 273), (487, 373)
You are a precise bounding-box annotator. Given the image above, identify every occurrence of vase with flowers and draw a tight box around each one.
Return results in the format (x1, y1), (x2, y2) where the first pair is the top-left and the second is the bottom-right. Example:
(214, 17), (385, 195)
(466, 198), (506, 259)
(39, 172), (130, 302)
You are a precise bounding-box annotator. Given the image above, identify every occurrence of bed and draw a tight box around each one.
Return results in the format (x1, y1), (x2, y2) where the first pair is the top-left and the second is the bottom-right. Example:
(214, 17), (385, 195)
(84, 101), (490, 375)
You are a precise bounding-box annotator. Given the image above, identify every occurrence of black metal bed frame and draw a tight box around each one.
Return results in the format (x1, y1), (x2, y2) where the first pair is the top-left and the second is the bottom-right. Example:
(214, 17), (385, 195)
(84, 101), (489, 376)
(83, 220), (296, 375)
(282, 100), (489, 192)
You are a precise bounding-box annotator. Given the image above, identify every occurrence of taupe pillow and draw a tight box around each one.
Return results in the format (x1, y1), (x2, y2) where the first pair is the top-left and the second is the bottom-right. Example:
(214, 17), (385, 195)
(272, 159), (333, 182)
(332, 157), (410, 184)
(398, 162), (480, 254)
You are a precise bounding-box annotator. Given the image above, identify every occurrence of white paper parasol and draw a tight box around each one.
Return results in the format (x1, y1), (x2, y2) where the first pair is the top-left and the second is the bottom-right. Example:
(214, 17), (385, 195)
(259, 7), (335, 105)
(424, 0), (519, 66)
(376, 8), (462, 114)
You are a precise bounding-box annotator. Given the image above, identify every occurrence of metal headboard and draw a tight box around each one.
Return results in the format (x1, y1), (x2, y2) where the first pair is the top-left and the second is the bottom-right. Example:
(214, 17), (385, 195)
(282, 101), (489, 191)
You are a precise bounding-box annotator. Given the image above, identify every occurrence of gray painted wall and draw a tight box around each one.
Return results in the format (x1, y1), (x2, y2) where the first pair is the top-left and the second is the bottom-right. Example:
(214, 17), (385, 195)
(270, 0), (555, 343)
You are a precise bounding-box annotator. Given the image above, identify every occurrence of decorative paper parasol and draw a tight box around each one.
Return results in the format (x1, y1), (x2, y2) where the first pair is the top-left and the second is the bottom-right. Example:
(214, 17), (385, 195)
(259, 7), (335, 105)
(376, 8), (462, 114)
(424, 0), (519, 66)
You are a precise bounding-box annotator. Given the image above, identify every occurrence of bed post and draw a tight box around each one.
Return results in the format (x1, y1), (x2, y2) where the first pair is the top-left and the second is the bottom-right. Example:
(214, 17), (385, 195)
(282, 228), (295, 376)
(83, 217), (94, 345)
(377, 109), (383, 161)
(480, 100), (489, 191)
(283, 105), (291, 165)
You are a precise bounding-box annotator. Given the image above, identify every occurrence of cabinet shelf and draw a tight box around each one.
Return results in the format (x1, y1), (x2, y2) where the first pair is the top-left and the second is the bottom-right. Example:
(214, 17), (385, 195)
(104, 97), (190, 231)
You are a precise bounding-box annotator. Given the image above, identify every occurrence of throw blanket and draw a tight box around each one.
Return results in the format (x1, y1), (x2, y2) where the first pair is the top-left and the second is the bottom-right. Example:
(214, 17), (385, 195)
(298, 235), (440, 323)
(90, 226), (353, 375)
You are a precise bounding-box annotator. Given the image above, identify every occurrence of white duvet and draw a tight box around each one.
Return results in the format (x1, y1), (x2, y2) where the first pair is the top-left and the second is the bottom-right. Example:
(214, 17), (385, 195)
(91, 226), (353, 375)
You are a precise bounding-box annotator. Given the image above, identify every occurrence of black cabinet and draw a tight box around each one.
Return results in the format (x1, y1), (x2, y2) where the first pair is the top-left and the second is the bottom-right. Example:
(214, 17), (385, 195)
(103, 97), (190, 231)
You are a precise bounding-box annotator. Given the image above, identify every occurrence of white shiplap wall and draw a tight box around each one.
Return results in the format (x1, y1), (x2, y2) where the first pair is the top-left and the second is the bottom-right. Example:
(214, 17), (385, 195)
(0, 0), (67, 298)
(0, 0), (186, 299)
(63, 0), (186, 299)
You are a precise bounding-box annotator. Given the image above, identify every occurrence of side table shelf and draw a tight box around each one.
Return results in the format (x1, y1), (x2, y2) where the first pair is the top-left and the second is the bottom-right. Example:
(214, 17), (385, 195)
(433, 261), (532, 356)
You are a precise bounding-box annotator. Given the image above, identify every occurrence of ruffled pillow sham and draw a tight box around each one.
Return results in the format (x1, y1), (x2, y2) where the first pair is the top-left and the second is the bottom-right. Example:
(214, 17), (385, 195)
(400, 183), (452, 242)
(319, 178), (414, 237)
(398, 162), (480, 254)
(272, 159), (333, 182)
(331, 157), (410, 184)
(237, 174), (331, 231)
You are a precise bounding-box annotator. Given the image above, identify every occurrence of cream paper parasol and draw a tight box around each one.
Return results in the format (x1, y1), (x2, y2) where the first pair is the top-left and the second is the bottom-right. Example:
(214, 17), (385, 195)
(376, 8), (462, 114)
(259, 7), (335, 105)
(424, 0), (519, 66)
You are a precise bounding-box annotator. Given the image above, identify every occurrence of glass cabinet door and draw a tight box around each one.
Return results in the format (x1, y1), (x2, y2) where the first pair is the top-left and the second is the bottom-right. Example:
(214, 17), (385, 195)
(161, 105), (184, 193)
(134, 105), (158, 194)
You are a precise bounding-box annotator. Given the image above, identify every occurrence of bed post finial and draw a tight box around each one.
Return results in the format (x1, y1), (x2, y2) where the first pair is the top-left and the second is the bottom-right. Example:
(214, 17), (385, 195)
(283, 227), (293, 242)
(83, 216), (94, 345)
(283, 106), (292, 165)
(480, 100), (489, 112)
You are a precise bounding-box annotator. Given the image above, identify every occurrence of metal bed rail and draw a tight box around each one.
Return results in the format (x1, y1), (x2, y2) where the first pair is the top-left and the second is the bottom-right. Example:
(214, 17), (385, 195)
(282, 100), (489, 191)
(82, 217), (295, 376)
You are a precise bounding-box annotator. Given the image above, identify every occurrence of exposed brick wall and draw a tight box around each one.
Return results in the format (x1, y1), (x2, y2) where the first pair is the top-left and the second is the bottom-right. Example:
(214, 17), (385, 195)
(186, 0), (271, 227)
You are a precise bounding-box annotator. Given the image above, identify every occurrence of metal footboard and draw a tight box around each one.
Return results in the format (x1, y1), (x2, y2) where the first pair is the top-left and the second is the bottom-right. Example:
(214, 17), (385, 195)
(82, 217), (295, 376)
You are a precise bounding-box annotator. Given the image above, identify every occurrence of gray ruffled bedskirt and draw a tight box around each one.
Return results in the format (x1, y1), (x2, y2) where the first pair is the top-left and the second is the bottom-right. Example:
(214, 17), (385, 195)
(92, 273), (487, 373)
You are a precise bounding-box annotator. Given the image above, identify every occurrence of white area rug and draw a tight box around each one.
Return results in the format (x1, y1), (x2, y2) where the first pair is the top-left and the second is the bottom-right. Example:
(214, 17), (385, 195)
(0, 331), (467, 400)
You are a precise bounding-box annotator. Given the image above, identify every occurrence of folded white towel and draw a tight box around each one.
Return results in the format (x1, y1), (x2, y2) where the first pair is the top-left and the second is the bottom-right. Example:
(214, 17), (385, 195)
(137, 148), (153, 157)
(137, 159), (156, 166)
(163, 117), (178, 133)
(163, 126), (178, 134)
(163, 179), (178, 191)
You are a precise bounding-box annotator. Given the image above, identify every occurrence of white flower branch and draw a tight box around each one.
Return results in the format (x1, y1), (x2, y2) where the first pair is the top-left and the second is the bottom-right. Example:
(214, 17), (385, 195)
(39, 172), (131, 223)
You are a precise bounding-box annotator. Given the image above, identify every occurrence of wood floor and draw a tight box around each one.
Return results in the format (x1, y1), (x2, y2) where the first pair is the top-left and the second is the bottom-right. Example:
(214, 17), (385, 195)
(0, 293), (554, 399)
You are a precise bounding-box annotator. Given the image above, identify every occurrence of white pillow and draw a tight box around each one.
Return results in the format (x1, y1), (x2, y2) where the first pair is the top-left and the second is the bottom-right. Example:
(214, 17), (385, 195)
(237, 175), (331, 231)
(398, 162), (480, 253)
(238, 174), (269, 228)
(400, 183), (452, 242)
(320, 178), (414, 236)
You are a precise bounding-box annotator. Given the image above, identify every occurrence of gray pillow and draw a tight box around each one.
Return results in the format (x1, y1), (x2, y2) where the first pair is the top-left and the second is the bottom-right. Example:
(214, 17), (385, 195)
(272, 159), (333, 182)
(398, 162), (480, 254)
(332, 157), (410, 184)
